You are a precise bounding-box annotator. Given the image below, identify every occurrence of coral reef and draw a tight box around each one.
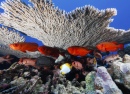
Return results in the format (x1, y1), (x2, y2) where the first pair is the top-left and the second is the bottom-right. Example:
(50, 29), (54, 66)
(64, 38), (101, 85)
(0, 0), (130, 50)
(96, 66), (122, 94)
(110, 57), (130, 90)
(0, 62), (42, 94)
(85, 71), (96, 94)
(0, 64), (87, 94)
(123, 54), (130, 63)
(0, 61), (124, 94)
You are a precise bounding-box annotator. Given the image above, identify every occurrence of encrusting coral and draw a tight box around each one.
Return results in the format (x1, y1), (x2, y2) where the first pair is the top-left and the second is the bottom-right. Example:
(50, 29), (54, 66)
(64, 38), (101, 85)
(0, 0), (130, 50)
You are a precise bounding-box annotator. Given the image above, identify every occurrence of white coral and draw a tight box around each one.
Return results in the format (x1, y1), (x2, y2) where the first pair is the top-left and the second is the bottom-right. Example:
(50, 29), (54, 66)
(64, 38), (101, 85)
(0, 26), (42, 58)
(0, 26), (25, 45)
(0, 0), (129, 49)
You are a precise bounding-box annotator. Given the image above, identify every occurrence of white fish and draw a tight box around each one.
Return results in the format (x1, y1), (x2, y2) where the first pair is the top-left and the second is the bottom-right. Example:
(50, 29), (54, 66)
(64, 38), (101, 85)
(60, 63), (72, 74)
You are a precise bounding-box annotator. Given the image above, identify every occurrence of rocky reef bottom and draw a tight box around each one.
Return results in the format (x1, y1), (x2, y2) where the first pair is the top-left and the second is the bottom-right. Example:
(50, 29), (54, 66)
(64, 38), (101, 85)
(116, 82), (130, 94)
(1, 53), (130, 94)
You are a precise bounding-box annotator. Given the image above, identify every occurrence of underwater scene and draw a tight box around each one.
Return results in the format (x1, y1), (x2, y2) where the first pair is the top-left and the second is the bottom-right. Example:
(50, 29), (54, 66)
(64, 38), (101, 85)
(0, 0), (130, 94)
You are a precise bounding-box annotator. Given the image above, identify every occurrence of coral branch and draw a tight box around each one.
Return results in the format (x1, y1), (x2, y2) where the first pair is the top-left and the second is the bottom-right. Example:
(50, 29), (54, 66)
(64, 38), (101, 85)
(0, 26), (41, 58)
(0, 0), (129, 49)
(0, 26), (25, 45)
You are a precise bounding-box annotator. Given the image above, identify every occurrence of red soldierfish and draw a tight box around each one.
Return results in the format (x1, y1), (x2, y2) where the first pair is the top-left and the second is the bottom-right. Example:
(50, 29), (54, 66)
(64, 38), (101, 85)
(38, 46), (60, 58)
(0, 57), (12, 63)
(103, 54), (120, 63)
(67, 46), (92, 56)
(96, 41), (124, 52)
(9, 42), (38, 52)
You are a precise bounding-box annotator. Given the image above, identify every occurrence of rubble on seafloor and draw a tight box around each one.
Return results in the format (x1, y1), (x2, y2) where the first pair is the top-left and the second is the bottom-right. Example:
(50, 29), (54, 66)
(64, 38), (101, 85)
(1, 54), (130, 94)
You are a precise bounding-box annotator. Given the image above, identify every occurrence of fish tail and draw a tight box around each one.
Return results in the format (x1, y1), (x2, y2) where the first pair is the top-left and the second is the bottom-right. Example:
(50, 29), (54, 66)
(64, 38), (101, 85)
(118, 44), (124, 50)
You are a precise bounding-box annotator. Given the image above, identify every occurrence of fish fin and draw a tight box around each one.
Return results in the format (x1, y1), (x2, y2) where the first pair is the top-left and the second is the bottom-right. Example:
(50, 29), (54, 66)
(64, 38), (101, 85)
(61, 72), (65, 75)
(93, 57), (97, 65)
(60, 69), (65, 75)
(21, 50), (26, 53)
(60, 65), (63, 69)
(6, 58), (13, 63)
(102, 47), (107, 52)
(94, 52), (102, 59)
(111, 41), (118, 44)
(106, 51), (110, 55)
(118, 44), (124, 50)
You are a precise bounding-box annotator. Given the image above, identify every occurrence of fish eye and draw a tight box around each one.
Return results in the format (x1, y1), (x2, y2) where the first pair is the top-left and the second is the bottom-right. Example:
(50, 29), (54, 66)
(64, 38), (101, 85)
(73, 61), (75, 64)
(14, 44), (18, 47)
(72, 61), (75, 65)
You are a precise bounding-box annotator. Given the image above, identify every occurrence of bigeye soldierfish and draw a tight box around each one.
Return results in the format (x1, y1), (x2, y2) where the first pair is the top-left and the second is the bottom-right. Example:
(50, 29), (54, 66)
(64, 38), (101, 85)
(67, 46), (92, 56)
(96, 41), (124, 52)
(9, 42), (38, 52)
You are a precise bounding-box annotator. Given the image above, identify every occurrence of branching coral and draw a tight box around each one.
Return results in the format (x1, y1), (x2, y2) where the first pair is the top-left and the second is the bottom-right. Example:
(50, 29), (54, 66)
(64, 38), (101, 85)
(0, 26), (27, 57)
(0, 0), (130, 49)
(0, 26), (41, 58)
(0, 26), (25, 45)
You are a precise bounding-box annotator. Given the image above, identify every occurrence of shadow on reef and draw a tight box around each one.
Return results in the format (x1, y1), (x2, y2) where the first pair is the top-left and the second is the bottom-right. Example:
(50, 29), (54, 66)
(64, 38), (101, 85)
(116, 82), (130, 94)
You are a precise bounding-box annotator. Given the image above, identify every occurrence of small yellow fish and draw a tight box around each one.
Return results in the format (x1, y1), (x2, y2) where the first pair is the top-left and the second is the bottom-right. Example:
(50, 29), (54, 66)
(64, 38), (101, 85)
(93, 57), (97, 70)
(93, 57), (97, 65)
(60, 63), (72, 74)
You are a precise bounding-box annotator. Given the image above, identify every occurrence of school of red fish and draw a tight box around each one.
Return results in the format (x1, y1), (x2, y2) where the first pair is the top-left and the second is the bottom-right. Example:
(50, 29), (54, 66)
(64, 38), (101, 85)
(9, 41), (124, 57)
